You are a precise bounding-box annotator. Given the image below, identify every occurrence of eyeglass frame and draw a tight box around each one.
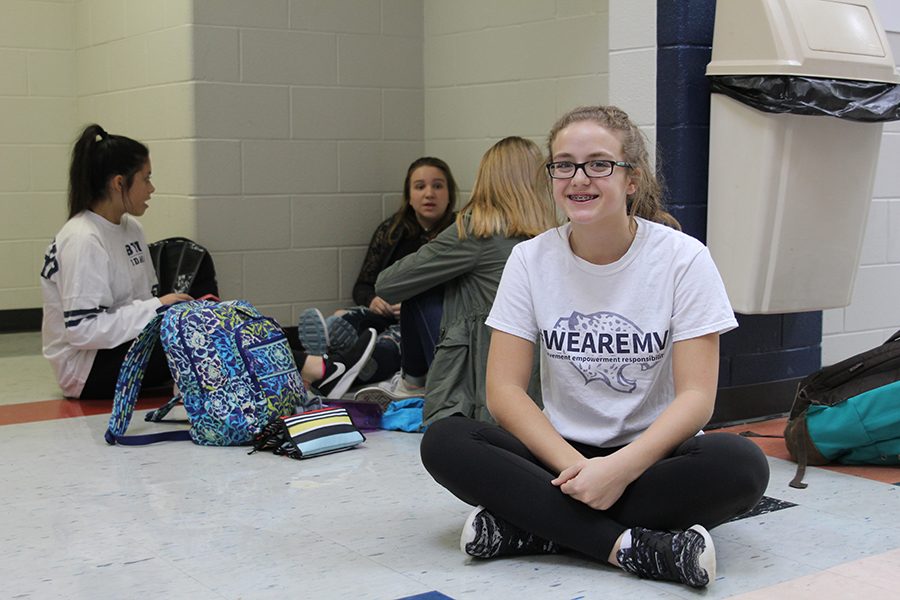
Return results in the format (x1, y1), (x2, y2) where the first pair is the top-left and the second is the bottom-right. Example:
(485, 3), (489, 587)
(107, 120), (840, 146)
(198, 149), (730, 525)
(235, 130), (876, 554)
(546, 159), (634, 180)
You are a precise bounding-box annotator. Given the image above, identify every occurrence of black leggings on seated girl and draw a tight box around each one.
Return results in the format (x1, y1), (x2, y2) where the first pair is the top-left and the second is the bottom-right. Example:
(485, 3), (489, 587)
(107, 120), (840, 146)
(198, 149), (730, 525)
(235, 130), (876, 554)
(80, 339), (171, 399)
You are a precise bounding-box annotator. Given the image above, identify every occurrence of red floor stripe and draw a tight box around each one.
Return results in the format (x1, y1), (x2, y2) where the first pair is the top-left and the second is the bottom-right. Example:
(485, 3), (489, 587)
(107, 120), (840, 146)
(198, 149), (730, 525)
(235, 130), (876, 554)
(0, 396), (170, 426)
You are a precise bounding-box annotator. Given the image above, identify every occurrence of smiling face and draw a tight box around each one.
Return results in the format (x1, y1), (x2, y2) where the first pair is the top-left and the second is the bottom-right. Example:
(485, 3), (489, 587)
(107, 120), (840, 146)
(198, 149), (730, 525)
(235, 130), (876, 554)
(550, 121), (636, 228)
(408, 165), (450, 230)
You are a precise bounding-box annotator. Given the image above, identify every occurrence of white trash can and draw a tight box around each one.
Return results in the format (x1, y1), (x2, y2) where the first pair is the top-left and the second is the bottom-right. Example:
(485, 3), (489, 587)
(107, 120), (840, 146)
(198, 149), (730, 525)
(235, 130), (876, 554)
(705, 0), (900, 314)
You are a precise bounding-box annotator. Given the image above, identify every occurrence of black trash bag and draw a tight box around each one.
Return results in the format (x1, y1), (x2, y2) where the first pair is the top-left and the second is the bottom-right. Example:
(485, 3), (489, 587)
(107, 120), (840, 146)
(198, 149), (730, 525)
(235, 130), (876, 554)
(148, 237), (219, 299)
(709, 74), (900, 122)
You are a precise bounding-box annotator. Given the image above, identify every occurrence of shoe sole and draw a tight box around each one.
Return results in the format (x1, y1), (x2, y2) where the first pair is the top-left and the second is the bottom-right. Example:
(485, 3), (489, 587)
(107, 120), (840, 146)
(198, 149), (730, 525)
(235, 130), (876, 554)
(327, 315), (359, 354)
(689, 524), (716, 586)
(460, 506), (485, 555)
(325, 328), (377, 400)
(298, 308), (328, 356)
(351, 387), (398, 412)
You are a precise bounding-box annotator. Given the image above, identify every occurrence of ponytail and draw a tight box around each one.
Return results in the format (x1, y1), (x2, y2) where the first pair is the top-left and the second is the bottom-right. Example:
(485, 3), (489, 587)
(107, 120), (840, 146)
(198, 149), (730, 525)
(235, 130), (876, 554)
(68, 124), (149, 219)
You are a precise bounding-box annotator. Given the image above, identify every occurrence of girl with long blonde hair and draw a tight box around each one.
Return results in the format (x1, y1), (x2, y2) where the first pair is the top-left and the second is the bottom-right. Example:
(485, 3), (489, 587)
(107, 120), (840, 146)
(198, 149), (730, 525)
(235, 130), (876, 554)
(354, 136), (557, 423)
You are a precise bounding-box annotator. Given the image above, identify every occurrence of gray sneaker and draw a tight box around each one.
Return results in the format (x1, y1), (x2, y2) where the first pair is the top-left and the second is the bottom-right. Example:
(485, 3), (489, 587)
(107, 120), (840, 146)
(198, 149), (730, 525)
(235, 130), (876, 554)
(325, 315), (359, 354)
(460, 506), (558, 559)
(616, 525), (716, 588)
(353, 372), (424, 410)
(298, 308), (328, 356)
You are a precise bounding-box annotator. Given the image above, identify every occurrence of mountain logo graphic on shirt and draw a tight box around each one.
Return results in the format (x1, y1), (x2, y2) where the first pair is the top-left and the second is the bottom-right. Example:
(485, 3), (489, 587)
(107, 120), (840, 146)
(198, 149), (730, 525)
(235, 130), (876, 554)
(541, 311), (667, 393)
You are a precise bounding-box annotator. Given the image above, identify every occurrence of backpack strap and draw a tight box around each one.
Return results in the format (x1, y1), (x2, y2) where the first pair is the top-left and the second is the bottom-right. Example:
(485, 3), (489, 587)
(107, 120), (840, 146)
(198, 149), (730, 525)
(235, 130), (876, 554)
(105, 312), (190, 445)
(144, 394), (188, 423)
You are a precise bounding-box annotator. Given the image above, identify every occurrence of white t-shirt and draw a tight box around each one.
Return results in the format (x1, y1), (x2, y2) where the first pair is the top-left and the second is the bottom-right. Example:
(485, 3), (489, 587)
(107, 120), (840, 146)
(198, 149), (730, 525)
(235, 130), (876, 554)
(486, 218), (737, 447)
(41, 210), (161, 398)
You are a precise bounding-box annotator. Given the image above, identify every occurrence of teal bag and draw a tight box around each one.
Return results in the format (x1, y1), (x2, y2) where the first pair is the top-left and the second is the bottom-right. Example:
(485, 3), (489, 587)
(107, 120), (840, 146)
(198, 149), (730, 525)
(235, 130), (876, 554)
(784, 330), (900, 488)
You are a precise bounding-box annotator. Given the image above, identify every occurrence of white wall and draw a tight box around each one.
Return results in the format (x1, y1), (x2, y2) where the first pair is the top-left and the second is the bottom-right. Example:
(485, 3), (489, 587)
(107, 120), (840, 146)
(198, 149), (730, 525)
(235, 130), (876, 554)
(423, 0), (610, 191)
(189, 0), (425, 327)
(74, 0), (198, 244)
(821, 0), (900, 364)
(608, 0), (655, 163)
(0, 0), (424, 331)
(0, 0), (76, 311)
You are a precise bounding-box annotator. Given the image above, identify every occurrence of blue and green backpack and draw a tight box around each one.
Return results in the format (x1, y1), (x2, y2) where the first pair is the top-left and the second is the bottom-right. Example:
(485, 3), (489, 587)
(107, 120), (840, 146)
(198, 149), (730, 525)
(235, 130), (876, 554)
(106, 299), (307, 446)
(784, 329), (900, 488)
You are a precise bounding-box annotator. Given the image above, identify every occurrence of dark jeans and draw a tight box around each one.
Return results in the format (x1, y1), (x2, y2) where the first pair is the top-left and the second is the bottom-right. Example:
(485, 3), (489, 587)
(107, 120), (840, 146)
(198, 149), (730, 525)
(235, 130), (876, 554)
(80, 339), (171, 399)
(399, 286), (444, 378)
(420, 415), (770, 560)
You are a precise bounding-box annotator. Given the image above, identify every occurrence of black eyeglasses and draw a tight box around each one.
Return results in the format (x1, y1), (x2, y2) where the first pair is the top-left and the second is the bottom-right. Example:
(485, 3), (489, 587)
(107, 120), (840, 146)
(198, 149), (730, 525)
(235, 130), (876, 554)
(546, 160), (634, 179)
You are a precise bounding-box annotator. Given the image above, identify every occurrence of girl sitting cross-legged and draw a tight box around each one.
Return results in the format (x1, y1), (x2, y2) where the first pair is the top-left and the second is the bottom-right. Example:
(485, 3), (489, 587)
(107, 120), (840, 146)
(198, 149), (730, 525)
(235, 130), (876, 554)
(419, 106), (770, 589)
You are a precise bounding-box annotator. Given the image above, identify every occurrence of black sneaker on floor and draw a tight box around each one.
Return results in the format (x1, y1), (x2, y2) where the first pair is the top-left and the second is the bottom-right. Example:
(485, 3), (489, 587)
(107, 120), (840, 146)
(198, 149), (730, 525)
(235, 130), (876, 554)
(460, 506), (559, 559)
(616, 525), (716, 588)
(312, 327), (377, 400)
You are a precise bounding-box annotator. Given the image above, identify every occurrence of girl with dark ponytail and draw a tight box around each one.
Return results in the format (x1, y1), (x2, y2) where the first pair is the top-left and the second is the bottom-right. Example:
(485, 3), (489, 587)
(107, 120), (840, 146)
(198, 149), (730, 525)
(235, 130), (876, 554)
(41, 124), (192, 399)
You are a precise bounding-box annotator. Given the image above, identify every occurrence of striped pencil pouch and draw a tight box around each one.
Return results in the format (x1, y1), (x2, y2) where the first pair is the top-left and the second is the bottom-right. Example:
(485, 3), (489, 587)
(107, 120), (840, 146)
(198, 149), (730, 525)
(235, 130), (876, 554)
(250, 406), (365, 459)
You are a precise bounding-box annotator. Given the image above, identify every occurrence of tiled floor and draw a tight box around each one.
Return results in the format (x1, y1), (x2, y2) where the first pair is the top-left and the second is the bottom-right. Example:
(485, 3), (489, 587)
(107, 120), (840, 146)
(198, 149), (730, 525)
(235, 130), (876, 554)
(2, 332), (899, 599)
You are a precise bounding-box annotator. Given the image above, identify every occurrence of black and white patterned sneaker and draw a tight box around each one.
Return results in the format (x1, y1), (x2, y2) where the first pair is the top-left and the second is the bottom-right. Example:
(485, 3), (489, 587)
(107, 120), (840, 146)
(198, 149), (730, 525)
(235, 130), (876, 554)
(460, 506), (559, 559)
(616, 525), (716, 588)
(312, 328), (376, 400)
(298, 308), (329, 356)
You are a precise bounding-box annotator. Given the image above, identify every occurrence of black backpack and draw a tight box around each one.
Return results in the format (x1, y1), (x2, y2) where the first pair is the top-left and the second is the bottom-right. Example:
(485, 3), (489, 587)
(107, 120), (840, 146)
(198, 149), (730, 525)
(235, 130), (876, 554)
(148, 237), (218, 299)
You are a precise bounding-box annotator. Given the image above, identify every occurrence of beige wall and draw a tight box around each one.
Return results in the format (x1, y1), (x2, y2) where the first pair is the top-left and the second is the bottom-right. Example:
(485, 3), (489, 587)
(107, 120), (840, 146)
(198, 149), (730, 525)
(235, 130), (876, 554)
(821, 0), (900, 364)
(74, 0), (197, 244)
(190, 0), (425, 327)
(423, 0), (610, 191)
(0, 0), (425, 330)
(0, 0), (76, 310)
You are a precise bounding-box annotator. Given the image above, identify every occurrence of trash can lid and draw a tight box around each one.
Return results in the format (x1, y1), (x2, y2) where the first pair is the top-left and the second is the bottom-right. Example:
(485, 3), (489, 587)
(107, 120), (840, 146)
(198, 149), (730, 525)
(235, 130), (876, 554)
(706, 0), (900, 84)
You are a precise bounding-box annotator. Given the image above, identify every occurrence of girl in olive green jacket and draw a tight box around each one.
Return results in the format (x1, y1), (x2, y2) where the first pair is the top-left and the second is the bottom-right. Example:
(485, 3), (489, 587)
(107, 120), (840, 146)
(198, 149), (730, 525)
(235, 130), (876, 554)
(354, 137), (558, 425)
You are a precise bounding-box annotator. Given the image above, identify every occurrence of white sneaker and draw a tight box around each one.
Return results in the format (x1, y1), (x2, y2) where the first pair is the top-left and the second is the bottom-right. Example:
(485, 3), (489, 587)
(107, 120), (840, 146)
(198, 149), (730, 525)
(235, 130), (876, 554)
(352, 372), (424, 410)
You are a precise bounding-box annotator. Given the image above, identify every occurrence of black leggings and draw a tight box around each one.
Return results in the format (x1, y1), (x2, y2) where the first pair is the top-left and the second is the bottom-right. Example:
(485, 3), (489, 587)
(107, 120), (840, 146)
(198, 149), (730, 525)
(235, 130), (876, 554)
(420, 415), (770, 561)
(80, 339), (171, 399)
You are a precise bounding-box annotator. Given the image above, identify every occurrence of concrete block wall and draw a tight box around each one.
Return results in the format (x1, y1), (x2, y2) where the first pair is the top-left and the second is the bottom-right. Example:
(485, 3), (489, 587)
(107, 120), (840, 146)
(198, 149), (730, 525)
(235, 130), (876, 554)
(0, 0), (196, 315)
(74, 0), (198, 246)
(0, 0), (76, 310)
(608, 0), (655, 165)
(821, 0), (900, 365)
(192, 0), (426, 327)
(423, 0), (610, 191)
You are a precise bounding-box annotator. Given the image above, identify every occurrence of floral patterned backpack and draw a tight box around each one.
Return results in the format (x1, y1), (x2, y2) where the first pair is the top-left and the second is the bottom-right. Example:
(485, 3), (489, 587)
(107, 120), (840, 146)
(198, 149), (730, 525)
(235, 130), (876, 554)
(105, 299), (307, 446)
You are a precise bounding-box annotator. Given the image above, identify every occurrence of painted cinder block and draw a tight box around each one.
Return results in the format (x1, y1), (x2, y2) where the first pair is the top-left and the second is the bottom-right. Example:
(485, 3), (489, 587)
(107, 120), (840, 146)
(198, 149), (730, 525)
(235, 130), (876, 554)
(0, 0), (73, 50)
(0, 50), (28, 95)
(290, 0), (380, 34)
(193, 27), (240, 83)
(382, 0), (424, 37)
(193, 0), (289, 28)
(383, 89), (424, 141)
(243, 249), (339, 304)
(338, 141), (424, 193)
(843, 265), (900, 331)
(146, 26), (193, 85)
(242, 140), (338, 196)
(291, 87), (382, 140)
(338, 34), (422, 88)
(197, 196), (292, 252)
(194, 83), (290, 139)
(241, 29), (337, 86)
(28, 50), (76, 97)
(0, 98), (75, 145)
(291, 195), (383, 248)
